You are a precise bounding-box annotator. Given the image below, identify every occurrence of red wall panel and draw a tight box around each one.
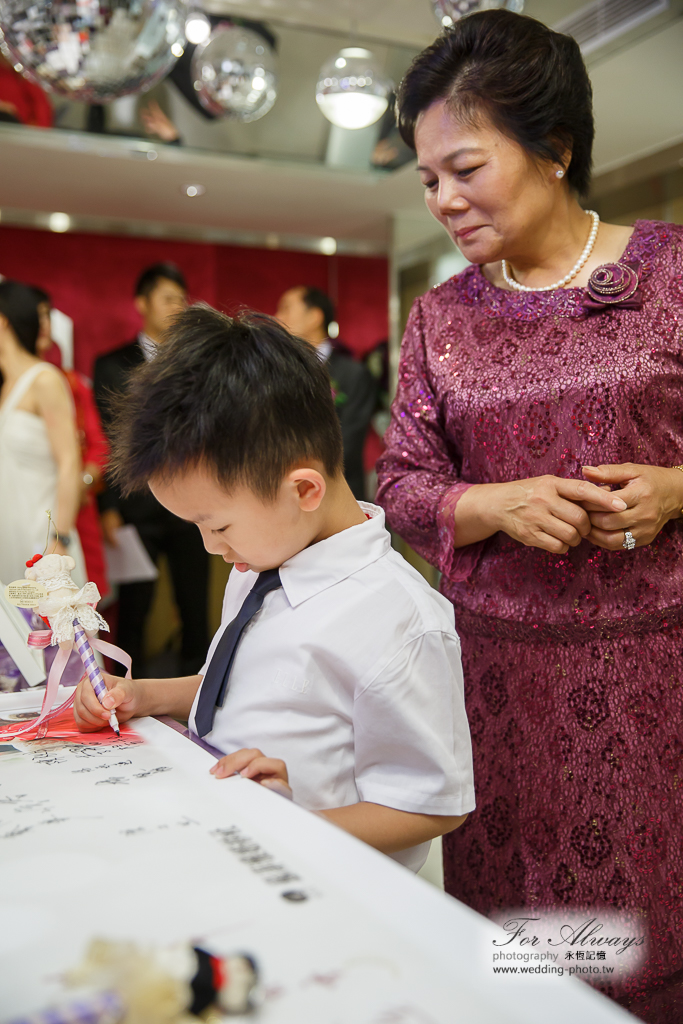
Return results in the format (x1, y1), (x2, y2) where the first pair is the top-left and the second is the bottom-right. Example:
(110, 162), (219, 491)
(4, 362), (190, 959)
(213, 246), (389, 356)
(0, 225), (388, 376)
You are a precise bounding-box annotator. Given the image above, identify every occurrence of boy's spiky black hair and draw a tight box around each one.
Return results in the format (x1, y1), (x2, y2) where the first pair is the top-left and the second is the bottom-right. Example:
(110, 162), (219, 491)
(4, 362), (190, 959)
(110, 304), (343, 501)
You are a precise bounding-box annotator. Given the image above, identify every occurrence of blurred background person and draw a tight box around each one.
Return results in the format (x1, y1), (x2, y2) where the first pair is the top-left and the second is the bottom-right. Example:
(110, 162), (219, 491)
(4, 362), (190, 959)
(139, 100), (181, 145)
(93, 262), (209, 676)
(0, 280), (83, 585)
(33, 286), (109, 599)
(276, 285), (376, 500)
(0, 53), (52, 127)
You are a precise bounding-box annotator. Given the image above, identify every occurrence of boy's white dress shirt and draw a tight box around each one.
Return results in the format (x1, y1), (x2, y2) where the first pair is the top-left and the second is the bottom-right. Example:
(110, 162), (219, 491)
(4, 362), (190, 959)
(189, 502), (475, 871)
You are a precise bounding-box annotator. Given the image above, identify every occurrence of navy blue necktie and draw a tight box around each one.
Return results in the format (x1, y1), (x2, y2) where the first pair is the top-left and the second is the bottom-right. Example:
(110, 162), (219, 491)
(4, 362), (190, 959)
(194, 568), (282, 737)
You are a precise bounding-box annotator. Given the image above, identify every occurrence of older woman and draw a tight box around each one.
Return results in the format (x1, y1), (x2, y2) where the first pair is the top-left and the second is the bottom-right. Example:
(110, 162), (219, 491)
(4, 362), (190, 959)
(377, 11), (683, 1022)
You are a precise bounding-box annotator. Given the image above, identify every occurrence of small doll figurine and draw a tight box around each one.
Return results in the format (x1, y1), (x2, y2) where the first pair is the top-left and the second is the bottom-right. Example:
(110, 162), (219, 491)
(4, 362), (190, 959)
(7, 938), (259, 1023)
(22, 551), (123, 733)
(24, 552), (108, 643)
(20, 551), (126, 735)
(0, 551), (132, 740)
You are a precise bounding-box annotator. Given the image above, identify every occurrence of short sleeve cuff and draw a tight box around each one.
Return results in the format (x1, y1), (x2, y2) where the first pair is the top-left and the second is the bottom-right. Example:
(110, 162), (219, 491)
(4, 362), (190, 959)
(436, 481), (486, 582)
(356, 779), (476, 817)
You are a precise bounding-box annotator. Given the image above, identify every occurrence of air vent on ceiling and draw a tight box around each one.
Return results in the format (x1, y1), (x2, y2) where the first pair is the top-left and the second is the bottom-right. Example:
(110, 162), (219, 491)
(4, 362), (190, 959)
(554, 0), (669, 55)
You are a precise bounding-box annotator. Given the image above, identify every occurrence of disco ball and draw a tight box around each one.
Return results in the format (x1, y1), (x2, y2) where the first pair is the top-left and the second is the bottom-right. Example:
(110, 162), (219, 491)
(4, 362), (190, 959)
(432, 0), (524, 28)
(0, 0), (186, 103)
(316, 47), (393, 131)
(191, 23), (277, 122)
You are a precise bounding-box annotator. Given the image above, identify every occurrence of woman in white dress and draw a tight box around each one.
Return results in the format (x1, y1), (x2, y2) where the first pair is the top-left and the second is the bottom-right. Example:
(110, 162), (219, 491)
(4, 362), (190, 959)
(0, 280), (84, 586)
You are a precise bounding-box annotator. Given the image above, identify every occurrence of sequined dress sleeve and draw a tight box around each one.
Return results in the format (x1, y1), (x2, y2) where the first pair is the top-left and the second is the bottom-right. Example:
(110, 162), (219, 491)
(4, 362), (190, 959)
(376, 298), (485, 582)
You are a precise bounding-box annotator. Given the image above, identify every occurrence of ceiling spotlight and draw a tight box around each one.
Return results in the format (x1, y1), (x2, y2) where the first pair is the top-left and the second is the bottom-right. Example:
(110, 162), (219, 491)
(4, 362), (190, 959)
(184, 184), (205, 197)
(171, 42), (185, 58)
(320, 236), (337, 255)
(48, 212), (71, 233)
(328, 320), (340, 338)
(185, 9), (211, 46)
(316, 47), (393, 131)
(431, 0), (524, 27)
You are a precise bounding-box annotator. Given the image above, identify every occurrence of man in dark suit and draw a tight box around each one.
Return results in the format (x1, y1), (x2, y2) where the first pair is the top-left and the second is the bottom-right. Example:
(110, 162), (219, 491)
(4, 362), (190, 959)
(93, 262), (209, 676)
(275, 286), (376, 500)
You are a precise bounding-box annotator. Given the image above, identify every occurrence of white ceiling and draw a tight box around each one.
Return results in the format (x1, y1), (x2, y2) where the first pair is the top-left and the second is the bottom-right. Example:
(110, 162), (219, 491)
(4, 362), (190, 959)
(0, 123), (416, 248)
(201, 0), (589, 48)
(0, 1), (681, 252)
(203, 0), (438, 48)
(54, 0), (591, 165)
(590, 16), (683, 174)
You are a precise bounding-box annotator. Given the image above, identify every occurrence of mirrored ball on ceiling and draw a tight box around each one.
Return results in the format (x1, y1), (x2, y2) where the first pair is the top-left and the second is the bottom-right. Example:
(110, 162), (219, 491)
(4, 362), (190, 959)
(191, 22), (277, 122)
(0, 0), (186, 103)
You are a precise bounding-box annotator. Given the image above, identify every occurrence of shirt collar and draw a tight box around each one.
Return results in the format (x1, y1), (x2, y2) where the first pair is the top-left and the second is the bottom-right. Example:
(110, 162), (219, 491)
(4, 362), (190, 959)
(316, 339), (333, 363)
(279, 502), (389, 608)
(138, 332), (158, 362)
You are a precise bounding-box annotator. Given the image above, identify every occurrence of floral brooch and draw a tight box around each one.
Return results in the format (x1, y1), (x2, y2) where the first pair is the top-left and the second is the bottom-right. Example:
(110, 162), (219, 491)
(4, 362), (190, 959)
(582, 260), (643, 314)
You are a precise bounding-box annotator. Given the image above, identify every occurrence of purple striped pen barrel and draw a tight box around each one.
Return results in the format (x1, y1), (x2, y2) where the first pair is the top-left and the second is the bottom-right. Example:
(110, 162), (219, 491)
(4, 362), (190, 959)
(72, 619), (120, 736)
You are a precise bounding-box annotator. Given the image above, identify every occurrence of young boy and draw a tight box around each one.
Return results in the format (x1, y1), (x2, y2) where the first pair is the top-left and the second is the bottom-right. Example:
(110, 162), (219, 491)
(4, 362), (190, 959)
(74, 306), (474, 871)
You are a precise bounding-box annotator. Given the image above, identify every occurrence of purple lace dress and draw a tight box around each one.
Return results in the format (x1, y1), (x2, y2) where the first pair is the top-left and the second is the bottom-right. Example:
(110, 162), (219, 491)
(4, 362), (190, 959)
(377, 221), (683, 1022)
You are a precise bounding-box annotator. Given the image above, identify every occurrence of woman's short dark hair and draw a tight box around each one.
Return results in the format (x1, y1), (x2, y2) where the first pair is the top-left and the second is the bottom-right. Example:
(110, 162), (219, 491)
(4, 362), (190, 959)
(396, 10), (594, 196)
(0, 280), (40, 354)
(110, 305), (343, 501)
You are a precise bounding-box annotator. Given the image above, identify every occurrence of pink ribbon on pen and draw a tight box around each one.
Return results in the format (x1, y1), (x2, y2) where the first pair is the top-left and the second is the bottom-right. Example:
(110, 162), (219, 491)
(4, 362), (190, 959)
(1, 628), (132, 739)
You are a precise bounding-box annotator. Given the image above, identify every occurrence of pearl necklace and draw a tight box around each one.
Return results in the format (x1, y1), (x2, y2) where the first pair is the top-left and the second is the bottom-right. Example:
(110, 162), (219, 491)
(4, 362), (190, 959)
(501, 210), (600, 292)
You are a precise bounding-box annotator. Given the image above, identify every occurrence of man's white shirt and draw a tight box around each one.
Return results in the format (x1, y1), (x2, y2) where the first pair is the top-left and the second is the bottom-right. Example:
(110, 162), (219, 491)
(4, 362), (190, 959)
(138, 332), (158, 362)
(316, 338), (333, 363)
(189, 502), (475, 871)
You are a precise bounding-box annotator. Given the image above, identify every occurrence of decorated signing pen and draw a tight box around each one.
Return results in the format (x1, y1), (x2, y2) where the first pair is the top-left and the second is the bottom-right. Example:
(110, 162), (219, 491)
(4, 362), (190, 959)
(72, 619), (120, 735)
(2, 515), (132, 739)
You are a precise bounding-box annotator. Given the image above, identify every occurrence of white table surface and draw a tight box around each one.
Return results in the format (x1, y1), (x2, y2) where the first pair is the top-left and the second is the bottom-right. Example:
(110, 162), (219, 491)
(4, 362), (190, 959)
(0, 689), (635, 1023)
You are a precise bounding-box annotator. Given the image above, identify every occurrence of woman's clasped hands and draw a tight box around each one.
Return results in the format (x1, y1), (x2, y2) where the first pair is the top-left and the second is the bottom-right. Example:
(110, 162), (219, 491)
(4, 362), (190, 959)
(482, 464), (683, 554)
(485, 474), (627, 554)
(580, 463), (683, 550)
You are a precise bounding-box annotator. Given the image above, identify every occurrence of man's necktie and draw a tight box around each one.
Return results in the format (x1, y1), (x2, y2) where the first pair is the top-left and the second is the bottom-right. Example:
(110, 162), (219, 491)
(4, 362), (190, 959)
(194, 568), (282, 737)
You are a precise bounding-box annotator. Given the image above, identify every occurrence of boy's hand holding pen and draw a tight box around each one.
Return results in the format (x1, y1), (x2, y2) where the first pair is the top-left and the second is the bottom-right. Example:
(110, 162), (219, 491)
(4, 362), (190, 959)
(73, 671), (140, 733)
(74, 671), (203, 734)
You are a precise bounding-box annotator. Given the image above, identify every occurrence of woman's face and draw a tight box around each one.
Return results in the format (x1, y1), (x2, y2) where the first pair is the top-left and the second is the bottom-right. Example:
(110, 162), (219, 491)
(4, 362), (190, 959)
(414, 99), (559, 265)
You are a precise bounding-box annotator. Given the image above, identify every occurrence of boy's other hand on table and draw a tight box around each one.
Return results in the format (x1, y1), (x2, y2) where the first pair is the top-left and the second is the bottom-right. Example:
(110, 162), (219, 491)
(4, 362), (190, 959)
(73, 671), (140, 732)
(210, 747), (293, 800)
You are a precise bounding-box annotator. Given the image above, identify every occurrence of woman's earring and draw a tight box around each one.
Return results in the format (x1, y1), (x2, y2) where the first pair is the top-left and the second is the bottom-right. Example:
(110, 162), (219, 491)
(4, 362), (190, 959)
(556, 168), (565, 178)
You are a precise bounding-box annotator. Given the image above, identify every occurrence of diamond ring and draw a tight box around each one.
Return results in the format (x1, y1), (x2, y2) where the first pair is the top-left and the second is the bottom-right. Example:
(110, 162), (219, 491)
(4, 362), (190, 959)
(622, 530), (636, 551)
